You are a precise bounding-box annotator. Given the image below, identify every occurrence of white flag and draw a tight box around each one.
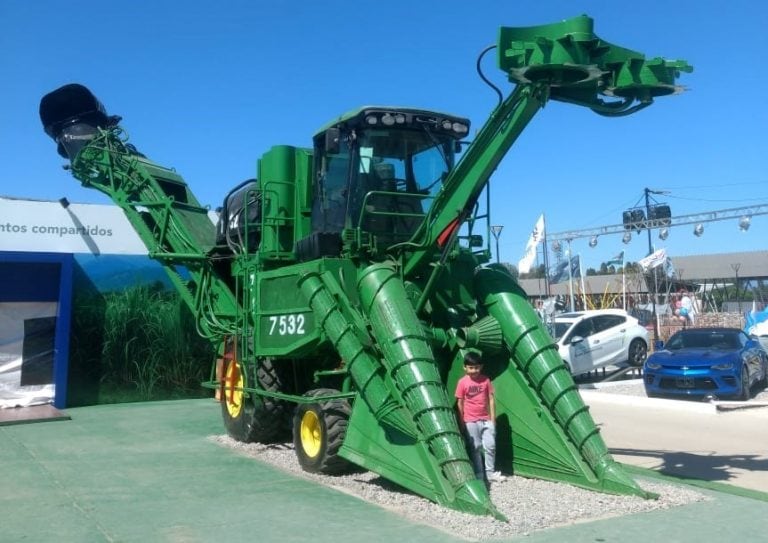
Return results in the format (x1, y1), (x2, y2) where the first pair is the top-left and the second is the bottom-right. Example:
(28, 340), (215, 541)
(517, 214), (545, 274)
(638, 248), (667, 271)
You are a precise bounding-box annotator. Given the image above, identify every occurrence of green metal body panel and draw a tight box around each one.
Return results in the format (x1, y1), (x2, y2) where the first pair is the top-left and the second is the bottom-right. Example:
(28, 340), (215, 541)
(257, 145), (312, 261)
(39, 15), (689, 517)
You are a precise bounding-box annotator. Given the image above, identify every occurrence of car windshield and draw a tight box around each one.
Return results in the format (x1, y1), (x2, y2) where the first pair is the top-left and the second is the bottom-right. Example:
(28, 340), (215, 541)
(666, 330), (740, 350)
(629, 308), (652, 326)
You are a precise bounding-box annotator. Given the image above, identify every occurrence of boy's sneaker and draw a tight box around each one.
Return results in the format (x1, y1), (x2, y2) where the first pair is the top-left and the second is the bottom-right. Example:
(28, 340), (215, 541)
(486, 471), (506, 483)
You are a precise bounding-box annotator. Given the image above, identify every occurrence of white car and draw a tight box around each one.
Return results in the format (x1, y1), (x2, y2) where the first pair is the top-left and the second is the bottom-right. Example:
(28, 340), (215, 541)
(549, 309), (649, 375)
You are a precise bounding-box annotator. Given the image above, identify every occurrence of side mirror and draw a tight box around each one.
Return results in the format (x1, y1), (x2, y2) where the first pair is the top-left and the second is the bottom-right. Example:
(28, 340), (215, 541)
(569, 335), (584, 345)
(325, 128), (341, 155)
(468, 235), (483, 247)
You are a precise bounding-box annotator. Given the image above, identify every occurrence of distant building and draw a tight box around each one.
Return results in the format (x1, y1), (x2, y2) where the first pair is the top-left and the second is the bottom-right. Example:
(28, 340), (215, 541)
(518, 250), (768, 313)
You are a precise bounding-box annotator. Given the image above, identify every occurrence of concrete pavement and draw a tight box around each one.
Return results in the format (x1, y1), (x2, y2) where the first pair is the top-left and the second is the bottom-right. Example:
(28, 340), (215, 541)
(581, 388), (768, 494)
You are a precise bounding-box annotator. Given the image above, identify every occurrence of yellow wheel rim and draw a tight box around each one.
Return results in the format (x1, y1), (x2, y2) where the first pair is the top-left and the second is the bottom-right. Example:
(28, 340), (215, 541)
(300, 410), (322, 458)
(224, 361), (243, 418)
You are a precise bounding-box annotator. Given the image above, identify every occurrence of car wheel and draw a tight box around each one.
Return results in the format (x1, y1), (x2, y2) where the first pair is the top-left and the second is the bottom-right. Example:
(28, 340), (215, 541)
(759, 357), (768, 388)
(737, 366), (751, 401)
(627, 339), (648, 367)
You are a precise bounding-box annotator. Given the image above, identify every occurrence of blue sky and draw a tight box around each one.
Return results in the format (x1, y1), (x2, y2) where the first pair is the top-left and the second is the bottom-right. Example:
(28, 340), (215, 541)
(2, 1), (766, 271)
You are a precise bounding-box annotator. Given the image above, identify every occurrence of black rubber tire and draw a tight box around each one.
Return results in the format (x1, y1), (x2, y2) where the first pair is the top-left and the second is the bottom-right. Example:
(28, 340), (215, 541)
(758, 356), (768, 388)
(737, 366), (751, 402)
(221, 355), (288, 443)
(292, 388), (352, 475)
(627, 339), (648, 367)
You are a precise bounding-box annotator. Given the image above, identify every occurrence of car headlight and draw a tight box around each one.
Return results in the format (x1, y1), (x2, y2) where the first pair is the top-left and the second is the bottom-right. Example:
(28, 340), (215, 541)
(711, 362), (734, 370)
(645, 361), (662, 370)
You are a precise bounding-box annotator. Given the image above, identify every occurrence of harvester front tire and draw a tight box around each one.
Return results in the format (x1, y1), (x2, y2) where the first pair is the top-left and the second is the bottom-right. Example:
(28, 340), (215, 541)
(293, 388), (352, 475)
(221, 356), (287, 443)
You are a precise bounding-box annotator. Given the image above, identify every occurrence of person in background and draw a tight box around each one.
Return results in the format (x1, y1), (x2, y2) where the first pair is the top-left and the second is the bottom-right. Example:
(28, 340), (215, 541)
(672, 292), (684, 323)
(455, 351), (506, 483)
(680, 289), (696, 326)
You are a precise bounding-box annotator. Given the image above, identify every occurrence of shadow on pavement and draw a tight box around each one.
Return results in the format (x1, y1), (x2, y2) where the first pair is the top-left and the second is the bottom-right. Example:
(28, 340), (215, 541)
(610, 447), (768, 484)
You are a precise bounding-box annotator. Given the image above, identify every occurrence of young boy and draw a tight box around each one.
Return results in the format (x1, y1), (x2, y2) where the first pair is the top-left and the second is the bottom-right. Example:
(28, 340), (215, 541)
(454, 351), (506, 483)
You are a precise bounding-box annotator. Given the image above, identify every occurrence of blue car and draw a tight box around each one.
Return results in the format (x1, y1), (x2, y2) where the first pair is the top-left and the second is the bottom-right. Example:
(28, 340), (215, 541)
(643, 327), (768, 401)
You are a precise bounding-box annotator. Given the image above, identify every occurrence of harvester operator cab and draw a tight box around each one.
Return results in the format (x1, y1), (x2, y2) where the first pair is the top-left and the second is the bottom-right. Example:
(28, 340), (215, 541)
(309, 107), (470, 255)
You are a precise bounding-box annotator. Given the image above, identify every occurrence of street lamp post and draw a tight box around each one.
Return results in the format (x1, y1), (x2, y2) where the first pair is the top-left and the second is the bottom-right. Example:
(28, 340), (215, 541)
(731, 263), (741, 313)
(644, 188), (660, 342)
(491, 225), (504, 264)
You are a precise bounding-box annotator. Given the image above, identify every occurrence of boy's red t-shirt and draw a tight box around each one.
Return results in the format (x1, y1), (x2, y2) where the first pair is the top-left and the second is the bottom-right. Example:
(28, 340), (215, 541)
(455, 375), (493, 422)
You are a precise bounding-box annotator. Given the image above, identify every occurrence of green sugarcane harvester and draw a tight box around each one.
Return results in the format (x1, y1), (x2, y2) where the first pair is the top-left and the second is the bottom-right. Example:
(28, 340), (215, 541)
(40, 15), (690, 519)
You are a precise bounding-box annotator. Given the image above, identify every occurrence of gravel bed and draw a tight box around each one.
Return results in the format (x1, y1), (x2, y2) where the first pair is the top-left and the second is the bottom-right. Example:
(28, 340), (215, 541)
(210, 435), (708, 541)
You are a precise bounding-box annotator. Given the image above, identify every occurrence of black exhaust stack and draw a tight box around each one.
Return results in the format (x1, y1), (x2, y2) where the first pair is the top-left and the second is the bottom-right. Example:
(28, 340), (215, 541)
(39, 84), (120, 159)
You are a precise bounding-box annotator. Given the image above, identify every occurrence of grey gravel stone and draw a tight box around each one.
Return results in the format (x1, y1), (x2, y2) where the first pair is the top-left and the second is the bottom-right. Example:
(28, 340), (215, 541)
(209, 434), (709, 541)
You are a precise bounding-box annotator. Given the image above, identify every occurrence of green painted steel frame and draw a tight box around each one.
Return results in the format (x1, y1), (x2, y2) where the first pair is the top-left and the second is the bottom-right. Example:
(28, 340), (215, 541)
(41, 14), (691, 518)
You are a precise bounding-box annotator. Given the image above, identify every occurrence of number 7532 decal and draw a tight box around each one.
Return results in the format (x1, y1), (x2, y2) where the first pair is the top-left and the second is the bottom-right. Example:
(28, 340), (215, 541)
(267, 314), (306, 336)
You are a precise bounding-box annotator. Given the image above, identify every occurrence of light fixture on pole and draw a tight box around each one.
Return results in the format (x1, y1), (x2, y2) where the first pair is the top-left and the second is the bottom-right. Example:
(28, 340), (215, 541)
(491, 225), (504, 264)
(588, 236), (598, 248)
(658, 227), (669, 240)
(739, 215), (751, 231)
(693, 223), (704, 237)
(622, 231), (632, 244)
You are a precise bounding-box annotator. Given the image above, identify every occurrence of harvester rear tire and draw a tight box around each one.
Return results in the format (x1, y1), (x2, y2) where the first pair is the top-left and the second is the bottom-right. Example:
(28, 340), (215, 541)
(293, 388), (352, 475)
(221, 356), (288, 443)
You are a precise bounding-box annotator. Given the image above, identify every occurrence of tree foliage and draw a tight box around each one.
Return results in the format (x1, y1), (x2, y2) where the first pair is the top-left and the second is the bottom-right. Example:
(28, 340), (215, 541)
(518, 263), (546, 279)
